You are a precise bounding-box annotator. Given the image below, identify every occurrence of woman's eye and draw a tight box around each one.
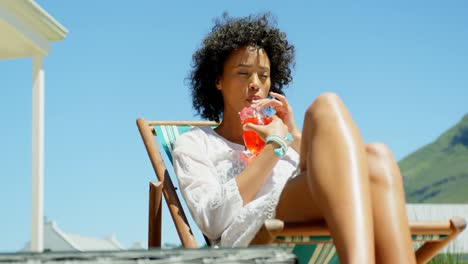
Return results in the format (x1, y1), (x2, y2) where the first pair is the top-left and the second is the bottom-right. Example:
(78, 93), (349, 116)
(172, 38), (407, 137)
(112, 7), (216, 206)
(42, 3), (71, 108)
(238, 72), (249, 75)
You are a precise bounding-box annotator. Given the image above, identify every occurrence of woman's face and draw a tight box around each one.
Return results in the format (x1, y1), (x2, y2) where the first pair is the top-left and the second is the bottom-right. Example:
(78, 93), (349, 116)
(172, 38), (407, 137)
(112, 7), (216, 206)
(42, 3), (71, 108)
(215, 46), (271, 115)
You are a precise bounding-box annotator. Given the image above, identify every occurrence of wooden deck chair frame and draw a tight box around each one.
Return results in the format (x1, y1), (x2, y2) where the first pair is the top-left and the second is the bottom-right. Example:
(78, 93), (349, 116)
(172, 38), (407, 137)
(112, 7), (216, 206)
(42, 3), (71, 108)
(137, 118), (466, 264)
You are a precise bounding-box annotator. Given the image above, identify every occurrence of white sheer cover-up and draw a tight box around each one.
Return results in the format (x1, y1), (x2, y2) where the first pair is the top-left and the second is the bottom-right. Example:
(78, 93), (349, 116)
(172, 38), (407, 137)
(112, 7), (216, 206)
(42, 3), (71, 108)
(172, 126), (299, 246)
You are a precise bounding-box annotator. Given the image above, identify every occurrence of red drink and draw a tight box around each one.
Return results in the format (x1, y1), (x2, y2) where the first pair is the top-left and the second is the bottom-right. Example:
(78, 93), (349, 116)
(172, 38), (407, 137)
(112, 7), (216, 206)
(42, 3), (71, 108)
(242, 117), (272, 155)
(240, 106), (272, 156)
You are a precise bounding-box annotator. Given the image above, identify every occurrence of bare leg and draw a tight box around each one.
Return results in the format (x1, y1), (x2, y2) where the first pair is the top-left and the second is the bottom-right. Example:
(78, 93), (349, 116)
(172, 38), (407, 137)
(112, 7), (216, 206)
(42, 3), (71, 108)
(277, 93), (375, 263)
(276, 171), (323, 222)
(365, 143), (416, 264)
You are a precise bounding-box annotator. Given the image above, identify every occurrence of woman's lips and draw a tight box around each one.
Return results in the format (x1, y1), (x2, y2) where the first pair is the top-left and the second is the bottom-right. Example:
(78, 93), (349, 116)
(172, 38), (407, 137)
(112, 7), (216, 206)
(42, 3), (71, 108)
(246, 95), (261, 103)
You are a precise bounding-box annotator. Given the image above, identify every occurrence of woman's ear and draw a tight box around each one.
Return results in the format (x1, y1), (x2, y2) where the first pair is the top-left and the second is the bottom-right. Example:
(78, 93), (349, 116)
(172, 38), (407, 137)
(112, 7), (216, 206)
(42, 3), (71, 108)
(215, 77), (222, 90)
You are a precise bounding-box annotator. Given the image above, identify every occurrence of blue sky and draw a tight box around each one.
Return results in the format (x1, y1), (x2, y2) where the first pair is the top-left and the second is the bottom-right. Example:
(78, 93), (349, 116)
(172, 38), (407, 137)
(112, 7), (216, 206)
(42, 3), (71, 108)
(1, 0), (467, 252)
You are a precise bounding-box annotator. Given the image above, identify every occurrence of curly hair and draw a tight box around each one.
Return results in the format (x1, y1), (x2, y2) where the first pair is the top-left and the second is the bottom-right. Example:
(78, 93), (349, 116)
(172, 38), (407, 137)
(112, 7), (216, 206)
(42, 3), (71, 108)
(189, 13), (295, 122)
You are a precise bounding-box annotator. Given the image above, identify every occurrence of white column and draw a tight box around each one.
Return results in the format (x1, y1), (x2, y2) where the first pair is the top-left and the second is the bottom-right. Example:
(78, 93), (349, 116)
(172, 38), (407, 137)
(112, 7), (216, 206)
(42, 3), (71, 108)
(31, 55), (44, 252)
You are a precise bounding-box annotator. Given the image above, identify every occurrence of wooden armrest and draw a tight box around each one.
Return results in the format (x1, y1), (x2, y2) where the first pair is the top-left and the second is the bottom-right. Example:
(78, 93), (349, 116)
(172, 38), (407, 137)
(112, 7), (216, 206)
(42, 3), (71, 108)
(415, 216), (466, 264)
(250, 219), (285, 245)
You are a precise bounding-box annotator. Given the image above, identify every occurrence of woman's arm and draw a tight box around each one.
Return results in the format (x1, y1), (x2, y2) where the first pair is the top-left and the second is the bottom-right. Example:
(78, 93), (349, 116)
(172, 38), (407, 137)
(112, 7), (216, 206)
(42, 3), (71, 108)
(235, 143), (281, 204)
(173, 135), (244, 239)
(239, 115), (291, 204)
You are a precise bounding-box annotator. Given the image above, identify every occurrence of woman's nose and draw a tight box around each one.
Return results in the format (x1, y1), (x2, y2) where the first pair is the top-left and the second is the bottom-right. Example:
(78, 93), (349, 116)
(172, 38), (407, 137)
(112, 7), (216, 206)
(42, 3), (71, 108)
(248, 75), (260, 91)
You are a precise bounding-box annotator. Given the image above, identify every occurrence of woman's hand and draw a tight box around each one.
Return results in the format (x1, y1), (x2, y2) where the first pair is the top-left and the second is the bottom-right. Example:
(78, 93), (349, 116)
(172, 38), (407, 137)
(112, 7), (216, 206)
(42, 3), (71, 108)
(252, 92), (302, 153)
(243, 115), (288, 142)
(252, 92), (301, 137)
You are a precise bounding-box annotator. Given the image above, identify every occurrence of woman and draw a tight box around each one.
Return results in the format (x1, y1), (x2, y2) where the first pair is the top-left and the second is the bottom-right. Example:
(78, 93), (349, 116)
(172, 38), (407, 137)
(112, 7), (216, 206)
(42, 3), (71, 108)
(172, 13), (416, 263)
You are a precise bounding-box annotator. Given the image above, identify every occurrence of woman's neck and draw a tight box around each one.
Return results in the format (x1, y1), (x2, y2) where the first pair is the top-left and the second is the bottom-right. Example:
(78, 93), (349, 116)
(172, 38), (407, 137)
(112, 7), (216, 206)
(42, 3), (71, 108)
(214, 110), (244, 145)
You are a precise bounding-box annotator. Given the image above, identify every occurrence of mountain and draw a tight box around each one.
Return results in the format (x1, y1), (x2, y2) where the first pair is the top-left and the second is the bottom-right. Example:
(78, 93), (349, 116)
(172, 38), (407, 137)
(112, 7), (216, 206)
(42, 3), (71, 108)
(399, 114), (468, 203)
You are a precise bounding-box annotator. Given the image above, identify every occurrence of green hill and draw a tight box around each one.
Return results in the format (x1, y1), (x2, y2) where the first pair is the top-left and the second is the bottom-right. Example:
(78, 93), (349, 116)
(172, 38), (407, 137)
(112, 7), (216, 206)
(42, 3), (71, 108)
(399, 113), (468, 203)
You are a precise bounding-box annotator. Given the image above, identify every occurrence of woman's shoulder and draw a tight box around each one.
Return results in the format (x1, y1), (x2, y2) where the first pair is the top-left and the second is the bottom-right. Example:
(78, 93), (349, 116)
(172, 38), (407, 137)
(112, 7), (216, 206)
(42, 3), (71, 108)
(173, 126), (216, 151)
(174, 125), (244, 155)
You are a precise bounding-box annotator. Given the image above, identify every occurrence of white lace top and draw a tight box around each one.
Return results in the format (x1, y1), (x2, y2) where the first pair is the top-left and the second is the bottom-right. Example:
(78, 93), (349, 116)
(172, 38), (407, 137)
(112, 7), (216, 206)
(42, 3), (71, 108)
(172, 126), (299, 247)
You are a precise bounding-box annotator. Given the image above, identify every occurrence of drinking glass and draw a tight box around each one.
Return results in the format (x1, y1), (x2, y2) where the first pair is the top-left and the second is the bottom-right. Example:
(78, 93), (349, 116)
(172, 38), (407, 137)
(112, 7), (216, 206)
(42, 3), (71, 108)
(239, 107), (273, 156)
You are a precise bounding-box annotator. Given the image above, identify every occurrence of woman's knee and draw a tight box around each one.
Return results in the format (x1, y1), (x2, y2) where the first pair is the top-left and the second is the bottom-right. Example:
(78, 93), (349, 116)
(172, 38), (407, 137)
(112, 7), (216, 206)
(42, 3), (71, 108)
(365, 143), (400, 187)
(304, 92), (345, 123)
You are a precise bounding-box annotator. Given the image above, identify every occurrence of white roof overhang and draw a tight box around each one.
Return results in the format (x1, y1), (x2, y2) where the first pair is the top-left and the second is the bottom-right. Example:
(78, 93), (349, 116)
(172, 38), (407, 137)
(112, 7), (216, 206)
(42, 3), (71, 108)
(0, 0), (68, 59)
